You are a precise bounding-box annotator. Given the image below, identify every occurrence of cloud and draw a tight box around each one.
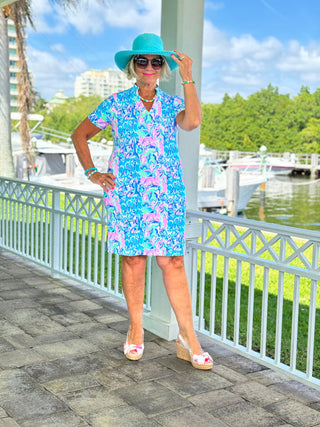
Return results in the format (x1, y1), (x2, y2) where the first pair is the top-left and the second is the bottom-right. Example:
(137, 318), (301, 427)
(28, 0), (161, 35)
(205, 1), (225, 11)
(26, 1), (320, 103)
(277, 41), (320, 73)
(222, 74), (262, 86)
(203, 20), (282, 66)
(28, 0), (68, 34)
(27, 47), (88, 99)
(202, 19), (320, 102)
(50, 44), (66, 53)
(260, 0), (285, 18)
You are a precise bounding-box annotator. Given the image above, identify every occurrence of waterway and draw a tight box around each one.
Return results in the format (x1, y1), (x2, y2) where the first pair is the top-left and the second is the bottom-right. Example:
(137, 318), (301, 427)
(241, 175), (320, 232)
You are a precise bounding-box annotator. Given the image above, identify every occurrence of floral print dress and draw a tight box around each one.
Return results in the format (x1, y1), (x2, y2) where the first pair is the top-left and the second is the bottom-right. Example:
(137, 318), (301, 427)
(88, 84), (186, 256)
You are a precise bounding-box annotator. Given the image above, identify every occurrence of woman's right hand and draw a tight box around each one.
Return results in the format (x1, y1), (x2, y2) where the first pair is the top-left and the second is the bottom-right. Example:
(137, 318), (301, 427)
(88, 171), (116, 192)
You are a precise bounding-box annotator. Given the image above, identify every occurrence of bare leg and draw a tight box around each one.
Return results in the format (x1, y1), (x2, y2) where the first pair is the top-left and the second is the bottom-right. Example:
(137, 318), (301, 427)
(156, 255), (203, 355)
(122, 255), (147, 345)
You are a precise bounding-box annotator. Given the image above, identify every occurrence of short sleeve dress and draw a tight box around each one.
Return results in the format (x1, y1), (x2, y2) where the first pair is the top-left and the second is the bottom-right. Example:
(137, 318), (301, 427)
(88, 84), (186, 256)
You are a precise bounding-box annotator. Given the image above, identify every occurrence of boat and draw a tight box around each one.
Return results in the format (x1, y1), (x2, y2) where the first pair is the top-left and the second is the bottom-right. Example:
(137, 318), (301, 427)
(198, 145), (266, 212)
(228, 151), (295, 176)
(11, 113), (114, 192)
(198, 164), (265, 212)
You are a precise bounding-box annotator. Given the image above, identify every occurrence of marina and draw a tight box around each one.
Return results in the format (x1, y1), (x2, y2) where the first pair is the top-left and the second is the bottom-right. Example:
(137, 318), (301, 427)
(10, 124), (320, 218)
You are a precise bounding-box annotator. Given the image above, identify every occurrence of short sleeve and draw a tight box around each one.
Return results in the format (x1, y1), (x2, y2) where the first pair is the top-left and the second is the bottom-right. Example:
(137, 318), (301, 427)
(173, 95), (185, 117)
(88, 96), (114, 129)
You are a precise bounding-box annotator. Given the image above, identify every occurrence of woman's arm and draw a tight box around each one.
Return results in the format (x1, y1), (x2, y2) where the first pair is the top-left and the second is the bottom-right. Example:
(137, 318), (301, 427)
(171, 51), (202, 131)
(71, 118), (115, 191)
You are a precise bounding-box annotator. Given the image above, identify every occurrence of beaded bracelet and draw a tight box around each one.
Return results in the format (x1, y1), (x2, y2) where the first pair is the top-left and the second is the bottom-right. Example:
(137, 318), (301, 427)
(182, 80), (195, 85)
(84, 167), (97, 176)
(87, 170), (98, 179)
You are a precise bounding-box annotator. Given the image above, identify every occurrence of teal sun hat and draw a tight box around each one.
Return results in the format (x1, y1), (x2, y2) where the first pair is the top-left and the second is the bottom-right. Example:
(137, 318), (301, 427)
(114, 33), (179, 71)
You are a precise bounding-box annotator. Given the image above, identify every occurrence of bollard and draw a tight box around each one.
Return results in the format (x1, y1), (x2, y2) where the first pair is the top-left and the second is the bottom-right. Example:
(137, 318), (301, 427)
(226, 168), (239, 216)
(259, 182), (266, 221)
(311, 153), (319, 179)
(66, 154), (75, 177)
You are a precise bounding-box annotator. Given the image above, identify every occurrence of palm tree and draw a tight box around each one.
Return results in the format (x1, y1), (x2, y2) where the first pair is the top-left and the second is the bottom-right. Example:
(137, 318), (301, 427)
(0, 0), (77, 178)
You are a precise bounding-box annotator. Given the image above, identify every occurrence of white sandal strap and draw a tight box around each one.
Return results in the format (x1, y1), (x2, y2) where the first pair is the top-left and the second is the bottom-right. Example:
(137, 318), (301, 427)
(177, 334), (212, 365)
(124, 342), (144, 355)
(192, 352), (213, 365)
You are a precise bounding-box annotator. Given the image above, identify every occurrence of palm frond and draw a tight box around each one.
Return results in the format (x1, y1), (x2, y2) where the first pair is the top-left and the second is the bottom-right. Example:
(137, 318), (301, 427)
(11, 0), (35, 167)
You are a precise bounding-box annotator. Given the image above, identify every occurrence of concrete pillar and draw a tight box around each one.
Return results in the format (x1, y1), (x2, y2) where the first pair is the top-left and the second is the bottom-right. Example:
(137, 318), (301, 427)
(142, 0), (204, 340)
(0, 12), (15, 178)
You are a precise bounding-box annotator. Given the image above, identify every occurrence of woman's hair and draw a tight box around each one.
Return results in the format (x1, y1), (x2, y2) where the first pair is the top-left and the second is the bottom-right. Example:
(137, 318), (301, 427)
(123, 55), (171, 81)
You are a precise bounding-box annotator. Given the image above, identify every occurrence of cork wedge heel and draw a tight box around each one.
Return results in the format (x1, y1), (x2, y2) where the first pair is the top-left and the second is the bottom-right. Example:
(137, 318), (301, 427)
(176, 334), (213, 370)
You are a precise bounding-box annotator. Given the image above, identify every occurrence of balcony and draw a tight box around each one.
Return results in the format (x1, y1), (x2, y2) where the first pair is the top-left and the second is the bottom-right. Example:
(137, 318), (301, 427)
(8, 29), (16, 38)
(10, 88), (18, 96)
(1, 177), (320, 425)
(10, 98), (18, 107)
(9, 65), (19, 73)
(8, 53), (19, 61)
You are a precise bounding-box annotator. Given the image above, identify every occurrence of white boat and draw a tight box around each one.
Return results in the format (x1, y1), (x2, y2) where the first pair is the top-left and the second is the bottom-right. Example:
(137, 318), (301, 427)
(12, 121), (114, 192)
(228, 154), (295, 175)
(198, 165), (265, 212)
(198, 146), (266, 212)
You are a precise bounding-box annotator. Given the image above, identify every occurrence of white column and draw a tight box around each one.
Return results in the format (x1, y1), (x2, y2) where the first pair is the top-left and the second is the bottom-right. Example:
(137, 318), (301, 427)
(143, 0), (204, 340)
(0, 12), (15, 178)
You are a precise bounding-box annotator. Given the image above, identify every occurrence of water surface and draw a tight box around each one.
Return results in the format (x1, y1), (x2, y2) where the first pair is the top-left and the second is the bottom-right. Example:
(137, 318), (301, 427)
(242, 175), (320, 232)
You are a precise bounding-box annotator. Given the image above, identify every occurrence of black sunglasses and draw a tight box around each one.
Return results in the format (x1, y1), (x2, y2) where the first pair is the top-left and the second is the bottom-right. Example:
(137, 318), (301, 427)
(134, 56), (164, 70)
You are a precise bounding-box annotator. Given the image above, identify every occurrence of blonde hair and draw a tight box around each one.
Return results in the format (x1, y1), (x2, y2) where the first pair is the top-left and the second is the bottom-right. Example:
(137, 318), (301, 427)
(123, 55), (171, 81)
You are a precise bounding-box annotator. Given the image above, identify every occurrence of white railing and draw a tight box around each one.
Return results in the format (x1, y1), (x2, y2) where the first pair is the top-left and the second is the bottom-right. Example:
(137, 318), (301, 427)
(0, 177), (151, 308)
(187, 209), (320, 389)
(212, 150), (319, 169)
(1, 177), (320, 389)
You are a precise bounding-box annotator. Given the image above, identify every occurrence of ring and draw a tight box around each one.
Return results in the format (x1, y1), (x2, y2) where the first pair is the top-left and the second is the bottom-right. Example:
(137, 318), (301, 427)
(179, 56), (185, 60)
(103, 182), (106, 186)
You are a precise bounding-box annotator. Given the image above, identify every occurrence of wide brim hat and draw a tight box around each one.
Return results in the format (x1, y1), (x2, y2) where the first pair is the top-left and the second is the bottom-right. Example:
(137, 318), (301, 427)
(114, 33), (179, 71)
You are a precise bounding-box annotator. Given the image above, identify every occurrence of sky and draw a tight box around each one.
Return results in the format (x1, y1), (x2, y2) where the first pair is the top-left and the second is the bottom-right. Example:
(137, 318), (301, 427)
(25, 0), (320, 103)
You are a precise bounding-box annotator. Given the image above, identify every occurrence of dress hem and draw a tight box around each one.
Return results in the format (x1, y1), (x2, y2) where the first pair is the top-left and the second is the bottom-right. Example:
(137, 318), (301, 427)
(106, 250), (185, 257)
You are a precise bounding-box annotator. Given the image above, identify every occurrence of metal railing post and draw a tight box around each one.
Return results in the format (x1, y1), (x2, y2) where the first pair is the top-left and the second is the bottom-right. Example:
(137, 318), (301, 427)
(50, 188), (62, 278)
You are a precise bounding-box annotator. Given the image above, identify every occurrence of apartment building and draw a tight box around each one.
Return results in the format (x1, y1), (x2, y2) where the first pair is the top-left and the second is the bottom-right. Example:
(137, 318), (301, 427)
(74, 69), (132, 98)
(8, 18), (19, 112)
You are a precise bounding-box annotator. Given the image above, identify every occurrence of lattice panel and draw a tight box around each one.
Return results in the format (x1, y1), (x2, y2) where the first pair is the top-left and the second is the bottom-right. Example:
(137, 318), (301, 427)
(189, 211), (320, 278)
(64, 192), (107, 221)
(0, 180), (50, 207)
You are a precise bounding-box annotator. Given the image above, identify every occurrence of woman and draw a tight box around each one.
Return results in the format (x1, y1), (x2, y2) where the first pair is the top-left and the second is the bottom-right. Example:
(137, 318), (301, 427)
(72, 33), (213, 370)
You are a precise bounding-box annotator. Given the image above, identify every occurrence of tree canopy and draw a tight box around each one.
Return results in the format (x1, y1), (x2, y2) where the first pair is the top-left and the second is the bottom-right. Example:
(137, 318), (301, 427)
(32, 84), (320, 153)
(34, 95), (113, 142)
(201, 84), (320, 153)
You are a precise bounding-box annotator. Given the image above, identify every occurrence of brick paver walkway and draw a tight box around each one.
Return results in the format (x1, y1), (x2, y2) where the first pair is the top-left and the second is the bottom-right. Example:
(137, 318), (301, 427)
(1, 250), (320, 426)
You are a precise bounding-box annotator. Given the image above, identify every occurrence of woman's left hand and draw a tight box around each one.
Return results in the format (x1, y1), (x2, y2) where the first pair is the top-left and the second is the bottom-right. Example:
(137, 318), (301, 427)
(171, 50), (193, 81)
